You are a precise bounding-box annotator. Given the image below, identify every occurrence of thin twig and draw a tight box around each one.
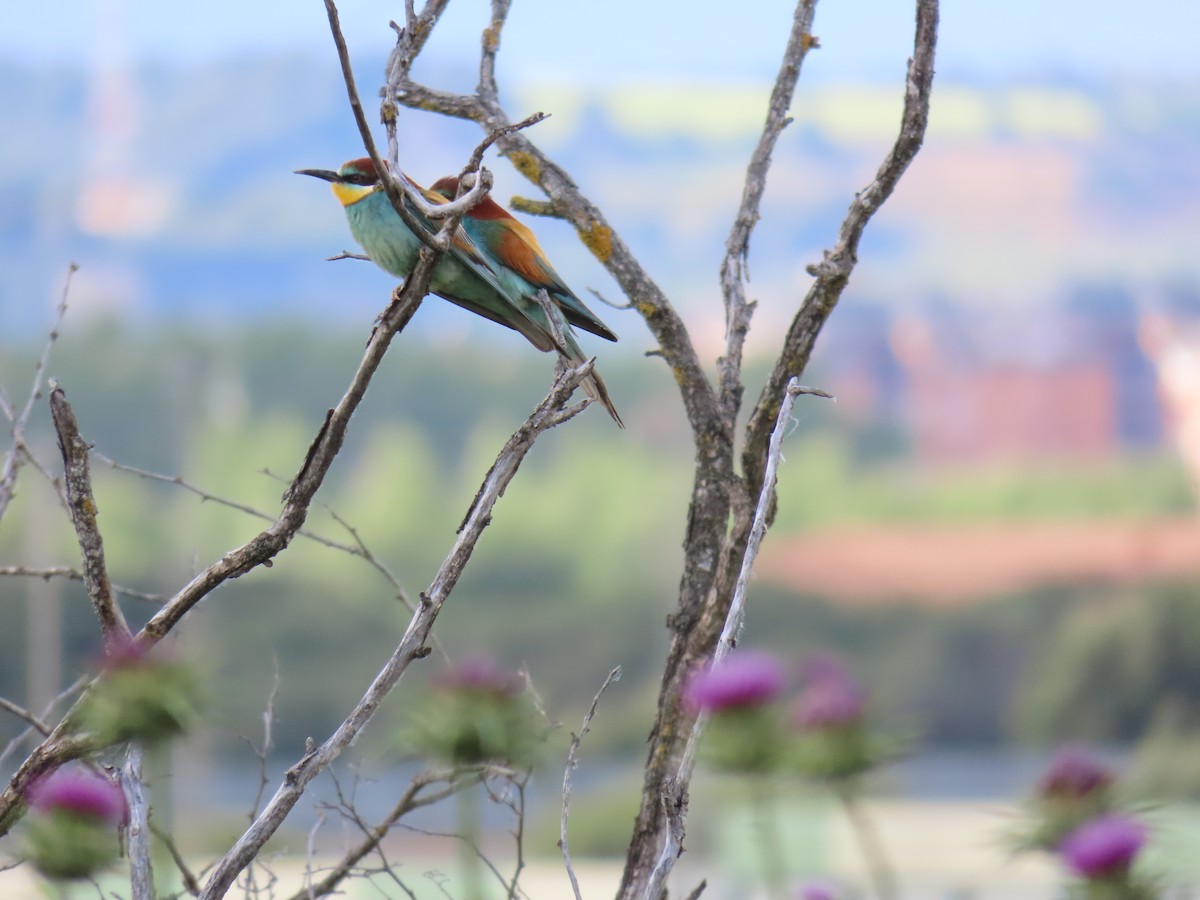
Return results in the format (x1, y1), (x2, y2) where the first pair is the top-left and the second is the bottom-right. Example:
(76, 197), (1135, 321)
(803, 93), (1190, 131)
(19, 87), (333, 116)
(645, 378), (829, 898)
(246, 658), (280, 822)
(197, 362), (590, 900)
(742, 0), (939, 499)
(48, 382), (131, 651)
(150, 818), (202, 897)
(718, 0), (819, 423)
(0, 675), (88, 773)
(0, 697), (51, 736)
(561, 665), (622, 900)
(0, 565), (164, 603)
(92, 454), (363, 558)
(289, 769), (477, 900)
(0, 263), (75, 525)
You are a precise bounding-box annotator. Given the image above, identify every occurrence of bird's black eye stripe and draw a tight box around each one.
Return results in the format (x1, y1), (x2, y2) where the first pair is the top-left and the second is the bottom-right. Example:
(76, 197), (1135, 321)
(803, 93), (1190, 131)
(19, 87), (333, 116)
(343, 173), (376, 186)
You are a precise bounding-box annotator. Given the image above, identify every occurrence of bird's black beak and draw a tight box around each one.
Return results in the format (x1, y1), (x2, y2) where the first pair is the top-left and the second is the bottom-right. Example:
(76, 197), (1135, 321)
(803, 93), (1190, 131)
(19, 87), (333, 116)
(295, 168), (341, 183)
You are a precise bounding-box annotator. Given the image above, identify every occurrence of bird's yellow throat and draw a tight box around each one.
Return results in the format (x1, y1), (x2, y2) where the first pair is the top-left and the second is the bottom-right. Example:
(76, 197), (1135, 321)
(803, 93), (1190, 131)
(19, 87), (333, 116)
(331, 181), (374, 207)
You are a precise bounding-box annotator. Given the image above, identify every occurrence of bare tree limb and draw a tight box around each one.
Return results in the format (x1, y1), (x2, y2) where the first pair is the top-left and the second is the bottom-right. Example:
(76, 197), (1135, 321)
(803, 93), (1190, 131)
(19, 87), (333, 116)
(123, 744), (155, 900)
(198, 362), (590, 899)
(560, 665), (622, 900)
(0, 226), (435, 838)
(718, 2), (819, 423)
(137, 278), (424, 646)
(388, 8), (721, 444)
(48, 382), (131, 650)
(628, 3), (937, 893)
(645, 379), (828, 898)
(743, 0), (939, 501)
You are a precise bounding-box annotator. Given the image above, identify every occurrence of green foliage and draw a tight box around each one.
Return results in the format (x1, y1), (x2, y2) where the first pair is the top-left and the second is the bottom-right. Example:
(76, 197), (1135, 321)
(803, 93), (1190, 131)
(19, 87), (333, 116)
(1014, 582), (1200, 742)
(773, 432), (1193, 531)
(2, 322), (1196, 758)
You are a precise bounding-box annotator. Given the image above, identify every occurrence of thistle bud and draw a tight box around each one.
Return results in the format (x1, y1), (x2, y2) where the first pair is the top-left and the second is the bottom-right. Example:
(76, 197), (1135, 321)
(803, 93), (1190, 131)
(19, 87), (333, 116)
(25, 768), (126, 880)
(685, 652), (788, 774)
(78, 636), (200, 747)
(408, 657), (543, 768)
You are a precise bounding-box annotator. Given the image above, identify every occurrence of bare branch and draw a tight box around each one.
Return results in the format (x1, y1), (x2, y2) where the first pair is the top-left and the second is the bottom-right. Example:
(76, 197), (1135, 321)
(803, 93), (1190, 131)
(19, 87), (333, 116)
(0, 263), (75, 525)
(743, 0), (939, 499)
(0, 564), (162, 604)
(0, 675), (88, 774)
(289, 769), (477, 900)
(477, 0), (512, 106)
(387, 17), (723, 445)
(645, 378), (826, 898)
(0, 257), (436, 837)
(0, 697), (51, 736)
(124, 744), (155, 900)
(150, 818), (202, 897)
(48, 382), (131, 650)
(198, 362), (590, 899)
(718, 1), (819, 423)
(561, 666), (622, 900)
(137, 280), (424, 646)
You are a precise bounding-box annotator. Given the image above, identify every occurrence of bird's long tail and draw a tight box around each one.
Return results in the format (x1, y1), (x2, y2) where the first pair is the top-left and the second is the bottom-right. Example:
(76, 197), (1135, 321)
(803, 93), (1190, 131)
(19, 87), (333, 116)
(579, 361), (624, 428)
(556, 332), (623, 428)
(528, 291), (623, 427)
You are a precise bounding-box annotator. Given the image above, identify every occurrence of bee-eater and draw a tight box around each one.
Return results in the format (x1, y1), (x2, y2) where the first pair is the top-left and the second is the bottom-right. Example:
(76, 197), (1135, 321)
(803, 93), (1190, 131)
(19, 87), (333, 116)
(297, 158), (623, 426)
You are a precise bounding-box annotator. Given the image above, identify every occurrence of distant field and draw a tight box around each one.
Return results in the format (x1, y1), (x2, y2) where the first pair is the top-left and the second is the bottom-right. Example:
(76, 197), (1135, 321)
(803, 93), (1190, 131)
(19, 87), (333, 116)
(759, 515), (1200, 604)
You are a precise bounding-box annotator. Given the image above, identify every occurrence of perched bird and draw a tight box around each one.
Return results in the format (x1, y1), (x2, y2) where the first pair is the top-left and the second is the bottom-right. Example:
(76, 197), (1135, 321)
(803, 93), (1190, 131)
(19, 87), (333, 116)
(297, 157), (622, 426)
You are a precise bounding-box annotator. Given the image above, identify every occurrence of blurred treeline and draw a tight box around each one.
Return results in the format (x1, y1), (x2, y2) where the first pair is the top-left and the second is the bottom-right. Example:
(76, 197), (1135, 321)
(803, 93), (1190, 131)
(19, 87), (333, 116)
(1, 319), (1198, 783)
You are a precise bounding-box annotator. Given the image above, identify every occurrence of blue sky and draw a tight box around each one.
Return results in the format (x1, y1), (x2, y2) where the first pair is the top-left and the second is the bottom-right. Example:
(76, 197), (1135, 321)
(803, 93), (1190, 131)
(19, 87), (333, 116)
(6, 0), (1198, 83)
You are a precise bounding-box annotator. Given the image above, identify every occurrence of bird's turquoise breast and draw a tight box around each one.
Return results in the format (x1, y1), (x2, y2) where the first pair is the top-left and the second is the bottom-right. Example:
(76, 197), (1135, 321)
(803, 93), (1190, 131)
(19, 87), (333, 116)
(345, 192), (422, 280)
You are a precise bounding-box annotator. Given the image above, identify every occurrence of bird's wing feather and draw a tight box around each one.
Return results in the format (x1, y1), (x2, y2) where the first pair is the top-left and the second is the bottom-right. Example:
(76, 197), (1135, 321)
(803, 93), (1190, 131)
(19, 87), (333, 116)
(397, 183), (557, 352)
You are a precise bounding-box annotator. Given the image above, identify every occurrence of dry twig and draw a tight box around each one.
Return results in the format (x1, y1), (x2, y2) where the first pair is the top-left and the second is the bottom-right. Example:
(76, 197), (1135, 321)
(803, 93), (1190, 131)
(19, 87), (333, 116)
(197, 361), (590, 899)
(0, 263), (74, 525)
(48, 383), (131, 650)
(560, 665), (622, 900)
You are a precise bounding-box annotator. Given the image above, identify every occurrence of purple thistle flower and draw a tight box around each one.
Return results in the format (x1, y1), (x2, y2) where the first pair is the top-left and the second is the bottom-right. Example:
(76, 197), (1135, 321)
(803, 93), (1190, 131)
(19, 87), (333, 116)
(683, 651), (786, 713)
(794, 678), (866, 728)
(1060, 814), (1146, 879)
(1037, 745), (1114, 800)
(801, 652), (856, 686)
(436, 657), (522, 697)
(28, 768), (126, 826)
(798, 880), (840, 900)
(794, 654), (866, 729)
